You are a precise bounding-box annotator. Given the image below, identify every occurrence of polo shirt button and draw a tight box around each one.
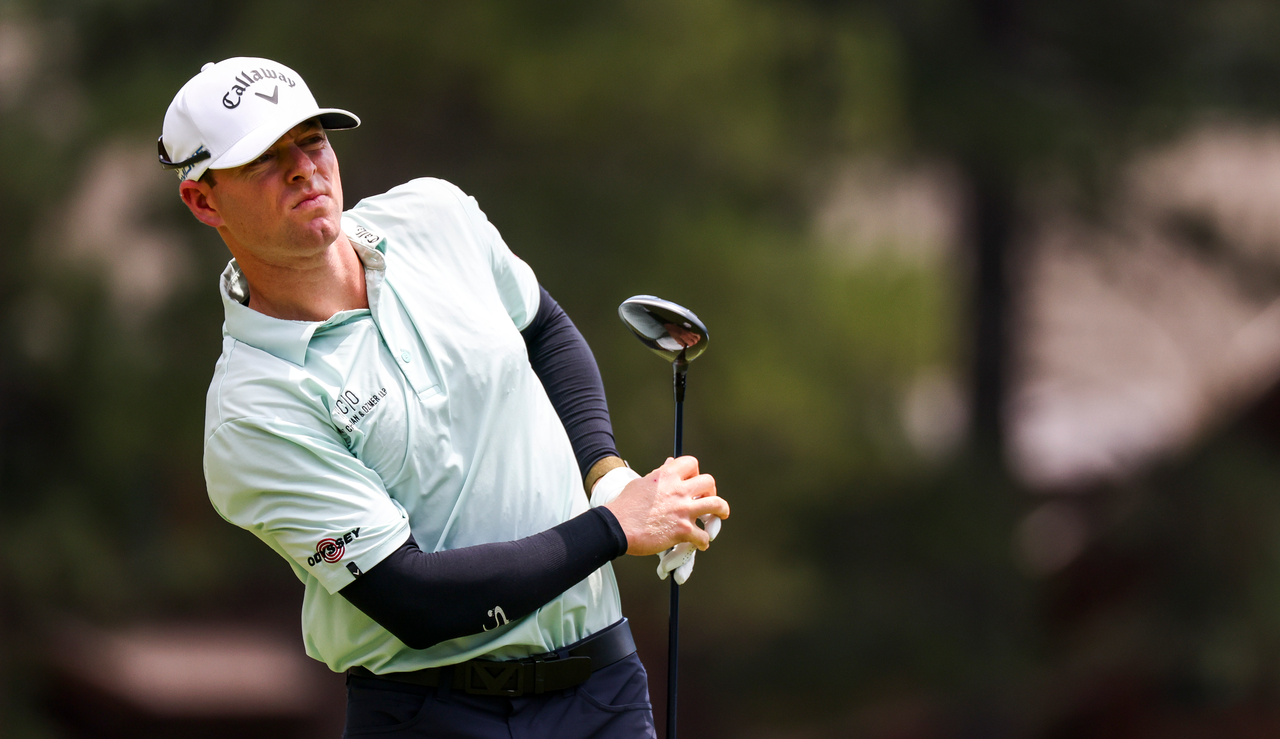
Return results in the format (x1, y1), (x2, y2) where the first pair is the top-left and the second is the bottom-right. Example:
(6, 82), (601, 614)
(400, 351), (411, 363)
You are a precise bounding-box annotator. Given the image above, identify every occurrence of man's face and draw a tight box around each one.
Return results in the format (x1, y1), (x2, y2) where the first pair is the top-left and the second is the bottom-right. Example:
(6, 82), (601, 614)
(189, 120), (345, 266)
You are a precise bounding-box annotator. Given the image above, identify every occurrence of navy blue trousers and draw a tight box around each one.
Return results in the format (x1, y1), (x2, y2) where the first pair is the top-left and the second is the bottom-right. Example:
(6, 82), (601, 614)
(342, 651), (656, 738)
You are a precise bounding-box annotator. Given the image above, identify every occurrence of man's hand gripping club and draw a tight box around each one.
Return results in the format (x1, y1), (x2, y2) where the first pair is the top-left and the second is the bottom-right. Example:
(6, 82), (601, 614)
(596, 456), (728, 583)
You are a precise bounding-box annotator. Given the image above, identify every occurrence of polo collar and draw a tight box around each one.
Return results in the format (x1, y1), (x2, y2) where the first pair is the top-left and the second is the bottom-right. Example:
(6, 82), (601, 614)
(218, 218), (388, 366)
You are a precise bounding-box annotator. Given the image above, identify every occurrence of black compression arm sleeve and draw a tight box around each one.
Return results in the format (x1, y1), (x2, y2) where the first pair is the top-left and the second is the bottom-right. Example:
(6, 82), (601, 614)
(521, 286), (620, 480)
(340, 508), (628, 650)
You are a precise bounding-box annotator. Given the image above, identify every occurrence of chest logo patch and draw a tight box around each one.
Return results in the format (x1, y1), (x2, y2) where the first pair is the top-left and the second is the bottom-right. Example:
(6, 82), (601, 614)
(336, 387), (389, 434)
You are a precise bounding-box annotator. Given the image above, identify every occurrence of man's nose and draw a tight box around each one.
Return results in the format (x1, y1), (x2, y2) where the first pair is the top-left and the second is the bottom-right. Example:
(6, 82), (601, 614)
(284, 144), (316, 180)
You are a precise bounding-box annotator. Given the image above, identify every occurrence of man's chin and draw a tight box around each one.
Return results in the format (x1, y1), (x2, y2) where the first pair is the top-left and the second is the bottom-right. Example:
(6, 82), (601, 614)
(296, 211), (342, 246)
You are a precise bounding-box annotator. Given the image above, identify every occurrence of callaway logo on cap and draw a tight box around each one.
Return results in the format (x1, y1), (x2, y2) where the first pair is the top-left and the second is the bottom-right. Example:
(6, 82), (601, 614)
(158, 57), (359, 181)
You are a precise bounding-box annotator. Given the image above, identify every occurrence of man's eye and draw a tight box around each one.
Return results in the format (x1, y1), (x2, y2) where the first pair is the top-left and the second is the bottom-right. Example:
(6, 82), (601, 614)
(251, 152), (274, 166)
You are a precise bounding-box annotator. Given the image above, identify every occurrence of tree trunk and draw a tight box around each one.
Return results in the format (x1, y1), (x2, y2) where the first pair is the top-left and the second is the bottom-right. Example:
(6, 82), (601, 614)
(965, 166), (1015, 464)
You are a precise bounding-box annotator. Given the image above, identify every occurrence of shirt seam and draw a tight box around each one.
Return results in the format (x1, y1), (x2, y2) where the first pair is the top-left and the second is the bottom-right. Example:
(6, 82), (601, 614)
(205, 407), (343, 446)
(443, 182), (496, 266)
(440, 181), (537, 332)
(215, 339), (238, 427)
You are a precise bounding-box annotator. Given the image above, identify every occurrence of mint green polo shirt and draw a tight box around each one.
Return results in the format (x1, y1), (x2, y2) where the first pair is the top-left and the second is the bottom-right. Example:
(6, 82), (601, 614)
(203, 178), (622, 673)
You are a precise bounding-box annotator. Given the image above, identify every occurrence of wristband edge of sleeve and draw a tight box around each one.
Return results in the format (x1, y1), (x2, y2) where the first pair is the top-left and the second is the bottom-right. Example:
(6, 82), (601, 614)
(590, 507), (629, 559)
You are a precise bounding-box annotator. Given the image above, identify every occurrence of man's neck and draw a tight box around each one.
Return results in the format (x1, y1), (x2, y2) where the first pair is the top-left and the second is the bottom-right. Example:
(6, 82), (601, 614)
(235, 234), (370, 322)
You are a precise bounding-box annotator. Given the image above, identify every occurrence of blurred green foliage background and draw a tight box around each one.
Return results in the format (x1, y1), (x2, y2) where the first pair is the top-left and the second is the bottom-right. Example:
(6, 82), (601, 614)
(8, 1), (1280, 737)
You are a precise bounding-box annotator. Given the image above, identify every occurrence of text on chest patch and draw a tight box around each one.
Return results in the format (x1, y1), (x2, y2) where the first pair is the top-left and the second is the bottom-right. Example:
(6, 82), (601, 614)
(336, 387), (389, 433)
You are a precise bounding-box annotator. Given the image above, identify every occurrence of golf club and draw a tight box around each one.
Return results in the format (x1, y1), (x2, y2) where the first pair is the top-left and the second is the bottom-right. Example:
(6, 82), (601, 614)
(618, 295), (710, 739)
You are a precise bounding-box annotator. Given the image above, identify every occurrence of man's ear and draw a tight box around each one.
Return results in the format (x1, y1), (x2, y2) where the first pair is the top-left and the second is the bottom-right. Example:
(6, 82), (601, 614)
(179, 179), (224, 228)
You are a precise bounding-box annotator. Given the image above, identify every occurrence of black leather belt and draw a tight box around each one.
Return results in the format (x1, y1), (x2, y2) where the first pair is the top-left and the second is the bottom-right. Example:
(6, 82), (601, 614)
(347, 618), (636, 697)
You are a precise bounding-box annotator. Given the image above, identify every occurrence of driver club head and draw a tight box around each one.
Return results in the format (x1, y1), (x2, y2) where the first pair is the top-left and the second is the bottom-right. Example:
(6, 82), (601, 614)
(618, 295), (710, 364)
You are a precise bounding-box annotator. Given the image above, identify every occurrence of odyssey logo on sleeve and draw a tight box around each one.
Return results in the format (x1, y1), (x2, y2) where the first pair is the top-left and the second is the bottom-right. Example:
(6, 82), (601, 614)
(307, 527), (361, 567)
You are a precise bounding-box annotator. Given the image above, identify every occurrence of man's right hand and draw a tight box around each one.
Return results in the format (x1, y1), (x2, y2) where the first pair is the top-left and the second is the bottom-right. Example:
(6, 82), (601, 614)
(602, 456), (729, 556)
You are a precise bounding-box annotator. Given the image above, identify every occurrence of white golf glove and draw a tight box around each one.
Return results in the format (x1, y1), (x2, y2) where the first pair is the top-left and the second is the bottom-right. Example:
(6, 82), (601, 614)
(588, 464), (639, 508)
(589, 464), (722, 585)
(655, 516), (720, 585)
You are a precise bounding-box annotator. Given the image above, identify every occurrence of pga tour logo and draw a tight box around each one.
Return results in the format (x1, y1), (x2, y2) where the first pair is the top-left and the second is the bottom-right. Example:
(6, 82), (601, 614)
(307, 528), (361, 566)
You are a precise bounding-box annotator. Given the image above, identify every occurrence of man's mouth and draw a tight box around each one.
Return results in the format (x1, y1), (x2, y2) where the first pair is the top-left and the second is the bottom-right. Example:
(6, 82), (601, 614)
(293, 191), (327, 210)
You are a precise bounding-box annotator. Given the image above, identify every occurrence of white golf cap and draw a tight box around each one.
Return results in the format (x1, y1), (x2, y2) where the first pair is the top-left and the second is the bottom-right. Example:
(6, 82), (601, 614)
(159, 57), (359, 181)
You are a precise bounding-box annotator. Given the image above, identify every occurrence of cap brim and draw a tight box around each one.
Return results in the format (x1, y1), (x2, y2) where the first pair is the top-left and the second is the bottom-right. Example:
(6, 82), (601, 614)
(208, 107), (360, 171)
(316, 109), (359, 130)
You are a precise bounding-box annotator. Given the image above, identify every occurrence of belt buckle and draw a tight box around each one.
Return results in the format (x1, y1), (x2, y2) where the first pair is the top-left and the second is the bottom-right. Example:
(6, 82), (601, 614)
(527, 652), (559, 695)
(463, 661), (525, 696)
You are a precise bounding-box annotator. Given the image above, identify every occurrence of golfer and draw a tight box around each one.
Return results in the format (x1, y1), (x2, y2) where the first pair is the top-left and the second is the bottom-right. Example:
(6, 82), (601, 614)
(161, 57), (728, 738)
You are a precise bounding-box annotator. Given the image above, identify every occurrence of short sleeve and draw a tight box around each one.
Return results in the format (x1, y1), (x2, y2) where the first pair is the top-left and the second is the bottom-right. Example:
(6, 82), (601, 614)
(204, 418), (412, 595)
(451, 187), (541, 331)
